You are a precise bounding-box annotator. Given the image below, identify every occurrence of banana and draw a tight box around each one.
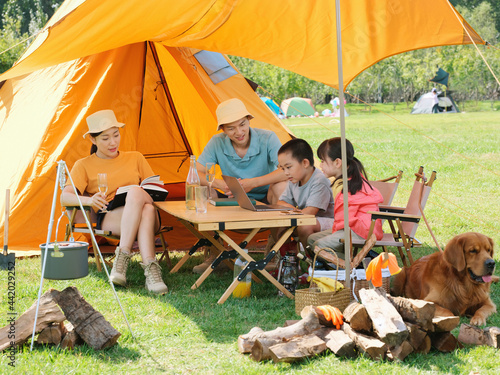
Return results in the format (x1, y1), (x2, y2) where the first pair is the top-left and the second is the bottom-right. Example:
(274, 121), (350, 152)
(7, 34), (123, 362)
(307, 276), (345, 292)
(315, 277), (344, 291)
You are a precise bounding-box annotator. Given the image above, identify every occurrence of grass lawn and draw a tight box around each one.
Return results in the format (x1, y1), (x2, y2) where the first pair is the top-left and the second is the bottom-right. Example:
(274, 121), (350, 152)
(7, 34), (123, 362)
(1, 108), (500, 374)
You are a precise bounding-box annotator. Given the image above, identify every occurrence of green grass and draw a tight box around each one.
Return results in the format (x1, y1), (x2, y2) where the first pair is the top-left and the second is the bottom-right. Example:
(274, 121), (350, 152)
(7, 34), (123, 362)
(1, 107), (500, 374)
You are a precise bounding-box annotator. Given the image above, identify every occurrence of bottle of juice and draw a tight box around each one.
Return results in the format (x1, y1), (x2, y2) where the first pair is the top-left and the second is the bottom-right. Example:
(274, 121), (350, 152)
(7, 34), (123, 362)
(232, 250), (251, 298)
(185, 155), (200, 210)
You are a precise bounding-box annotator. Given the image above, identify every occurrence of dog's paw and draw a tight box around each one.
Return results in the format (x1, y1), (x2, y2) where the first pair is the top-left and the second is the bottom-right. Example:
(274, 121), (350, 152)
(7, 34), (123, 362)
(470, 315), (487, 326)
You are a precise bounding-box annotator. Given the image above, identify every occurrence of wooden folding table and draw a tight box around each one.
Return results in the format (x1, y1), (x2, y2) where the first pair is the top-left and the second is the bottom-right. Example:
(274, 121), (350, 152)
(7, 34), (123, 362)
(154, 201), (316, 304)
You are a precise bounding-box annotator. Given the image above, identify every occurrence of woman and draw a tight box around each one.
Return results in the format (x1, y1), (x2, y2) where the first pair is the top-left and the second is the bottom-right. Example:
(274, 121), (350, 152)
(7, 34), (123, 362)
(60, 109), (168, 294)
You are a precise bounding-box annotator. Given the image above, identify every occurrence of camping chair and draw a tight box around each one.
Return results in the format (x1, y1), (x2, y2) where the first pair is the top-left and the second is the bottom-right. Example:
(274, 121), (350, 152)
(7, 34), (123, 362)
(314, 170), (404, 270)
(63, 205), (173, 272)
(351, 166), (437, 267)
(369, 170), (403, 206)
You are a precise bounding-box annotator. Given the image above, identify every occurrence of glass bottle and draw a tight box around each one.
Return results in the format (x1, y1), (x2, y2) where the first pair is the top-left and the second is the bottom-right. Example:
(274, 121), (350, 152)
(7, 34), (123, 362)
(232, 250), (251, 298)
(278, 252), (298, 296)
(185, 155), (201, 210)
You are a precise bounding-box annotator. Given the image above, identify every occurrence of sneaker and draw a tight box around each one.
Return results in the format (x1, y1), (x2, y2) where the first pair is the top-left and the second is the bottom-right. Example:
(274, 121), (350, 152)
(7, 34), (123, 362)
(110, 247), (132, 286)
(142, 261), (168, 295)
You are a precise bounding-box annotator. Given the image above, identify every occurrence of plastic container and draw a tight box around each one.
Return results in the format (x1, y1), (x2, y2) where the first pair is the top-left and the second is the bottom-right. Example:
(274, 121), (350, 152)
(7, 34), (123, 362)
(232, 250), (251, 298)
(40, 241), (89, 280)
(185, 155), (201, 210)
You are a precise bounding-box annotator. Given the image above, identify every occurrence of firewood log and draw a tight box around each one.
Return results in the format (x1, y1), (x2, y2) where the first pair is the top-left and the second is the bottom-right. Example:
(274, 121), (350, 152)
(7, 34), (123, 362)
(36, 322), (64, 345)
(60, 322), (84, 350)
(342, 322), (386, 361)
(359, 288), (408, 347)
(324, 329), (357, 358)
(50, 287), (120, 350)
(0, 289), (65, 351)
(432, 316), (460, 332)
(343, 302), (372, 333)
(429, 332), (462, 353)
(238, 307), (321, 354)
(387, 340), (413, 361)
(458, 324), (500, 348)
(269, 334), (327, 363)
(386, 295), (436, 331)
(405, 322), (427, 351)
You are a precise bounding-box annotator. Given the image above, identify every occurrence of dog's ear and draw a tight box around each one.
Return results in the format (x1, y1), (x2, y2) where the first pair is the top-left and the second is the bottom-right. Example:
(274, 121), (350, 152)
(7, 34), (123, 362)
(488, 236), (494, 256)
(444, 235), (466, 272)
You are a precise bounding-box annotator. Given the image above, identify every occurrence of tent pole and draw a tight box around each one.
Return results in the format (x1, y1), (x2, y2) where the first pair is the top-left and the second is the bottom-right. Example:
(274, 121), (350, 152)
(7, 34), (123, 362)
(335, 0), (351, 289)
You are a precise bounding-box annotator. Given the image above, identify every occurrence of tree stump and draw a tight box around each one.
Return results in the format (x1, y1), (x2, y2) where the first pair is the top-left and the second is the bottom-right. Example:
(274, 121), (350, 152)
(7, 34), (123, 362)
(50, 287), (120, 350)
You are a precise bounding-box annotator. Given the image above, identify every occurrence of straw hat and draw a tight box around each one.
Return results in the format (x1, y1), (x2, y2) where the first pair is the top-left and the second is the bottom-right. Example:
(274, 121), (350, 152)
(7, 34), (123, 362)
(216, 98), (254, 131)
(83, 110), (125, 138)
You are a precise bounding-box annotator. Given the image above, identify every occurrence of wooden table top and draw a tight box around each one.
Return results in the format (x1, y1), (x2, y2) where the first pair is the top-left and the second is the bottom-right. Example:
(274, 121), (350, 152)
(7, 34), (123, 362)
(155, 200), (317, 231)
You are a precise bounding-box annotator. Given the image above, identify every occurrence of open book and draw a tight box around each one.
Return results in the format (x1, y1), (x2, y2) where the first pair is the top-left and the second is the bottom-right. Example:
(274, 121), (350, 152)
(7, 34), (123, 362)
(108, 175), (168, 210)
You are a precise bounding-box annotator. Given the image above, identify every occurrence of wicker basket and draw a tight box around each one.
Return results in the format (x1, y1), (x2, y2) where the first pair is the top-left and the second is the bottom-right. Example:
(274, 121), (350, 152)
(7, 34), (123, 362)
(351, 274), (390, 301)
(295, 248), (352, 315)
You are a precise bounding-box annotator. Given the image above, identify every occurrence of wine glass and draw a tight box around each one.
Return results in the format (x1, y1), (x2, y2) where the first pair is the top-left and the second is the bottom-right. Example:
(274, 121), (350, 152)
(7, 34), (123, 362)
(97, 173), (108, 212)
(205, 163), (216, 200)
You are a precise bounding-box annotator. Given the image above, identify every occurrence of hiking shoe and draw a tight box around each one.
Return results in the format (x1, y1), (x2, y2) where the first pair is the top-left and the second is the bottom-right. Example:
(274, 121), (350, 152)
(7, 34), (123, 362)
(110, 247), (132, 286)
(142, 261), (168, 295)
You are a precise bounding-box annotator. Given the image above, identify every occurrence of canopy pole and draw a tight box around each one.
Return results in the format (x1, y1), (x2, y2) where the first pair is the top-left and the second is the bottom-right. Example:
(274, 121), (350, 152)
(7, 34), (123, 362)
(335, 0), (351, 289)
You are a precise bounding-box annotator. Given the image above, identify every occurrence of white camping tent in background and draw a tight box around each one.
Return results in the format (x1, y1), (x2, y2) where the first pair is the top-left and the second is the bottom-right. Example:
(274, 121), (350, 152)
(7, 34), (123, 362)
(411, 91), (460, 114)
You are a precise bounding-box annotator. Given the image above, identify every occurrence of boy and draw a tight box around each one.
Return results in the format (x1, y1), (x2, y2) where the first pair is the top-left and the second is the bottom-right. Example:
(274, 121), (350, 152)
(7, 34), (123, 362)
(275, 138), (334, 252)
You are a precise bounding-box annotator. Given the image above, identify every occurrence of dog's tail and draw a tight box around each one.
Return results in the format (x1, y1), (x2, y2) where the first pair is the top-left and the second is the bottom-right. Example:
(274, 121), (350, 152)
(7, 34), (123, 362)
(390, 267), (407, 296)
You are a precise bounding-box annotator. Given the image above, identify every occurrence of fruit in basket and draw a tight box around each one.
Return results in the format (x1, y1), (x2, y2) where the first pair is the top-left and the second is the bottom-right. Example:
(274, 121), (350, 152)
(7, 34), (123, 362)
(307, 276), (344, 292)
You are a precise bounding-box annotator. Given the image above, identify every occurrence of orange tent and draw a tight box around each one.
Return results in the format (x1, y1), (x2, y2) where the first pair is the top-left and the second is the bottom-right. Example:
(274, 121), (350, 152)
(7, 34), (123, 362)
(0, 0), (484, 250)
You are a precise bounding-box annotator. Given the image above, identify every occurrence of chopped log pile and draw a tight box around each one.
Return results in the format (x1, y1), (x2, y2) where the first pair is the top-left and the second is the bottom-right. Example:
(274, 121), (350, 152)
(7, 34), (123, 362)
(0, 286), (120, 351)
(238, 287), (499, 363)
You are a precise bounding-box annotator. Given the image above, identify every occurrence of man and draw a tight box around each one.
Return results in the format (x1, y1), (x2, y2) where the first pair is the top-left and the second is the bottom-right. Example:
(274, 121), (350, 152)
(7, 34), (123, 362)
(197, 98), (287, 204)
(193, 98), (287, 273)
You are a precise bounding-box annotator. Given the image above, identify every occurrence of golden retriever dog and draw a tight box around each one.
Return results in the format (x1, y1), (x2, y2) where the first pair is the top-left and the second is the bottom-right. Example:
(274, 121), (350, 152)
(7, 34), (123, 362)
(392, 232), (496, 326)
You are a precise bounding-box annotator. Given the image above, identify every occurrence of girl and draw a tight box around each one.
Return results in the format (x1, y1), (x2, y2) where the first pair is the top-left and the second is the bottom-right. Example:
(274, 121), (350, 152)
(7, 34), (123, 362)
(60, 110), (168, 294)
(307, 137), (384, 258)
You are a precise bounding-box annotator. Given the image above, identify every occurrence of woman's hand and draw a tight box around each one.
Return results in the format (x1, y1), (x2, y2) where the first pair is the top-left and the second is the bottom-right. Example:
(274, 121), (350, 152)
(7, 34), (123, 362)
(90, 192), (108, 211)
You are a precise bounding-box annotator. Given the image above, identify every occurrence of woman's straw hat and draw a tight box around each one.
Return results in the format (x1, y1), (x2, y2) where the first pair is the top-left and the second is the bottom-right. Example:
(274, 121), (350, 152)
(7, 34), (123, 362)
(83, 110), (125, 138)
(216, 98), (254, 131)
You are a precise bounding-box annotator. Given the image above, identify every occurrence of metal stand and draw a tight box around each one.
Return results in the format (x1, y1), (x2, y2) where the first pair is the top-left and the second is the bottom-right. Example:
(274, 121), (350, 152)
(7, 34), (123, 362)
(30, 160), (134, 351)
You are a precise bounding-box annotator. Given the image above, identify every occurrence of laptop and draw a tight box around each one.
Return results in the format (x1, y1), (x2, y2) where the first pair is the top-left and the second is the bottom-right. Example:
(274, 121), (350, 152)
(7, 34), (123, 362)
(222, 175), (294, 212)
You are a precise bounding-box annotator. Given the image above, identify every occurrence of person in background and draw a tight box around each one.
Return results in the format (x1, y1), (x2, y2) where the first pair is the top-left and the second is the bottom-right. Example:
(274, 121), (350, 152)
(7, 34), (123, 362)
(194, 98), (287, 273)
(273, 139), (334, 259)
(307, 137), (384, 259)
(60, 109), (169, 294)
(431, 88), (440, 113)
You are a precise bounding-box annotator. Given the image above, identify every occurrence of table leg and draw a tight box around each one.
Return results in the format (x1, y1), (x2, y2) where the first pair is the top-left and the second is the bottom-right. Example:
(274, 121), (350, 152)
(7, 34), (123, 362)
(169, 219), (207, 273)
(217, 227), (296, 302)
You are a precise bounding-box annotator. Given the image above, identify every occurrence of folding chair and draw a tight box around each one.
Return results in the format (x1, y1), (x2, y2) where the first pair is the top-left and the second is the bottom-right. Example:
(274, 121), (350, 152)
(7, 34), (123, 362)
(351, 166), (436, 267)
(369, 170), (403, 206)
(63, 205), (173, 272)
